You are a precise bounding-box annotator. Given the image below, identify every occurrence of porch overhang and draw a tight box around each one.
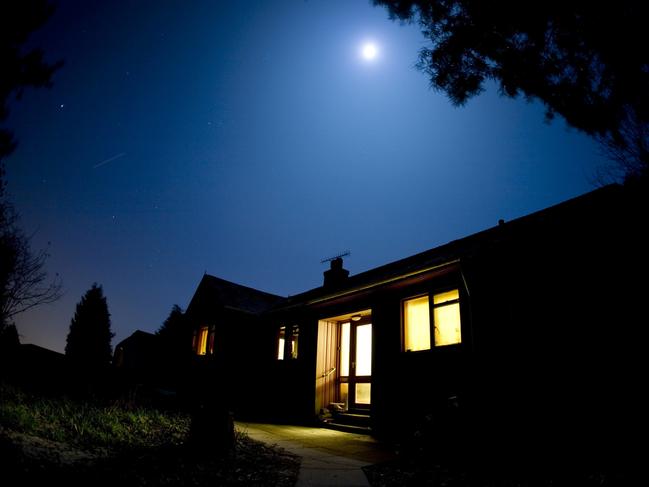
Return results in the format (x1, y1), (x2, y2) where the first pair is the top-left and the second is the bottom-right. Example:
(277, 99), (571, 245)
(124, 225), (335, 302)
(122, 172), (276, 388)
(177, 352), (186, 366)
(306, 259), (461, 309)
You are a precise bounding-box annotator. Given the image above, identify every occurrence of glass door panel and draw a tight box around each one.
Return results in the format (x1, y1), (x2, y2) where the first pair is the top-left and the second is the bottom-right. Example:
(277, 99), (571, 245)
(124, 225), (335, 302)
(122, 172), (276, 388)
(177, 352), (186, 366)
(339, 320), (372, 409)
(355, 383), (371, 405)
(340, 322), (350, 376)
(355, 324), (372, 376)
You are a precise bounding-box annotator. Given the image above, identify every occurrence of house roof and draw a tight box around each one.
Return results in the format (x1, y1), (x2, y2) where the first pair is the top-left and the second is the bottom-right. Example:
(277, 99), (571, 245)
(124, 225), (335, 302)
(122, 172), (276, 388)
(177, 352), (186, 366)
(272, 183), (625, 310)
(188, 274), (286, 315)
(115, 330), (159, 349)
(19, 343), (65, 360)
(187, 184), (630, 317)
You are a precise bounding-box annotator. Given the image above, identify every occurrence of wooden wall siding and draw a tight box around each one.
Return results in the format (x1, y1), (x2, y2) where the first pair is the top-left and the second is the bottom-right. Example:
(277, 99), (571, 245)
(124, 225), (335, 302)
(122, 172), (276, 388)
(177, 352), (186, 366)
(315, 320), (338, 415)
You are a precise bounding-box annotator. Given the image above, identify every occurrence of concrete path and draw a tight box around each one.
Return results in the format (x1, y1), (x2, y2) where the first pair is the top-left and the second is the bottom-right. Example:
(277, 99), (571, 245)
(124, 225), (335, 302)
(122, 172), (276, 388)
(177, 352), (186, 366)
(236, 422), (395, 486)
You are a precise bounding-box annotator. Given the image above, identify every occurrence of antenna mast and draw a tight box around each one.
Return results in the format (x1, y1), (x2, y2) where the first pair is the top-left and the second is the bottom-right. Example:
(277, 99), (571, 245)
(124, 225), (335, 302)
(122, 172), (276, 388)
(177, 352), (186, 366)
(320, 250), (351, 264)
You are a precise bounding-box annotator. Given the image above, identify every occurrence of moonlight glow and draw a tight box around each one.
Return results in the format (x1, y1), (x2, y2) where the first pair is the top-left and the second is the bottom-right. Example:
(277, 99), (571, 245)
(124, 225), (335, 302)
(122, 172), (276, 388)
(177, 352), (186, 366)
(361, 43), (378, 60)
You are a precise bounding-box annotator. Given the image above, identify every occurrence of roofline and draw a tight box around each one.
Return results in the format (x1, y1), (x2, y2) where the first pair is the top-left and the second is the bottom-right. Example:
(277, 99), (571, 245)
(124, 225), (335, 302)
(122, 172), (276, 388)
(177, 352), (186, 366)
(186, 272), (287, 318)
(286, 259), (459, 309)
(194, 185), (623, 315)
(201, 273), (284, 300)
(308, 258), (460, 305)
(276, 184), (622, 311)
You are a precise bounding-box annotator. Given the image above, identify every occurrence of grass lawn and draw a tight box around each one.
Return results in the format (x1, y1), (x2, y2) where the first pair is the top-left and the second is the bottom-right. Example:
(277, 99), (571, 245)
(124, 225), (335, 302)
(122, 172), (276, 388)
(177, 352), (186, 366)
(0, 383), (300, 486)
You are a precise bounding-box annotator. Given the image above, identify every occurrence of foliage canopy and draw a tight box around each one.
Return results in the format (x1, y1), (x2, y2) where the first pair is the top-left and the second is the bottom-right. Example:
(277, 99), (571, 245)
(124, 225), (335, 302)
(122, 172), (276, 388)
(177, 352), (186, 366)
(375, 0), (649, 179)
(0, 0), (63, 159)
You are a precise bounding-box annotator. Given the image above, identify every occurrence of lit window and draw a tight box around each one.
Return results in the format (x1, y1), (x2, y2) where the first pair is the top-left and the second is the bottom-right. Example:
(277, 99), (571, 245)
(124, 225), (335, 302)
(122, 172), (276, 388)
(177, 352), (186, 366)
(290, 325), (299, 359)
(277, 326), (286, 360)
(208, 327), (215, 355)
(433, 289), (461, 346)
(403, 295), (431, 351)
(196, 326), (208, 355)
(403, 289), (461, 351)
(277, 324), (299, 360)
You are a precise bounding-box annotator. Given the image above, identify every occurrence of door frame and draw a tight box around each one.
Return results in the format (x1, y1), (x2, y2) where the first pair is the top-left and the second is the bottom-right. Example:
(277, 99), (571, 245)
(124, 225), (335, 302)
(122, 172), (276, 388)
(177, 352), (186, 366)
(315, 310), (372, 416)
(339, 316), (372, 410)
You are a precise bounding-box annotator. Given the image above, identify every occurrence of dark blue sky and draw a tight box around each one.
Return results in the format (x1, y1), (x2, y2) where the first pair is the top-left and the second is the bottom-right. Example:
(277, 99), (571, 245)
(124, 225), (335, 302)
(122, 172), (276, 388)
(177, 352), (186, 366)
(7, 0), (609, 353)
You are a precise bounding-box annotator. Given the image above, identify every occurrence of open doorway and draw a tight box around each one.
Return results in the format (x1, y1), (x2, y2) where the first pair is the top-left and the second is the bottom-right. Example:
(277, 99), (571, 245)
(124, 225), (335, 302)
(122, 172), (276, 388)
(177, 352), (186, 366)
(315, 309), (372, 415)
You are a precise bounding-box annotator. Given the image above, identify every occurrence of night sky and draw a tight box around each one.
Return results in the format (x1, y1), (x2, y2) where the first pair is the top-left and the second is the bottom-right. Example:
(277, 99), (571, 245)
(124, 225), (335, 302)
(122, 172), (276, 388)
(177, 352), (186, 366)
(7, 0), (609, 353)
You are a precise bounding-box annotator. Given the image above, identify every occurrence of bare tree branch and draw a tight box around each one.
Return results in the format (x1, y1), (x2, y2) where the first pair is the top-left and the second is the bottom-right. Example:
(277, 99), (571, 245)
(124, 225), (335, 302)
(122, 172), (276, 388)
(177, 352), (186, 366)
(595, 107), (649, 184)
(1, 179), (62, 326)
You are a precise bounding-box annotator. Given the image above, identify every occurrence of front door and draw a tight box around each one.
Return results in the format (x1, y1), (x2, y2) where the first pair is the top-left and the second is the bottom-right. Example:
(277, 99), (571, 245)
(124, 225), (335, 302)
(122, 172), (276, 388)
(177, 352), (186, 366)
(340, 318), (372, 409)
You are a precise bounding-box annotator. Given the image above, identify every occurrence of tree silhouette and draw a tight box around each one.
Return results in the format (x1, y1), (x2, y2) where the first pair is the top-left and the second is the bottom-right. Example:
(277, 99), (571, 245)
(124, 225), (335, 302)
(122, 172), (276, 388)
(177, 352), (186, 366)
(65, 284), (114, 369)
(374, 0), (649, 180)
(1, 1), (63, 337)
(1, 0), (63, 159)
(1, 165), (62, 330)
(156, 304), (193, 379)
(156, 304), (188, 343)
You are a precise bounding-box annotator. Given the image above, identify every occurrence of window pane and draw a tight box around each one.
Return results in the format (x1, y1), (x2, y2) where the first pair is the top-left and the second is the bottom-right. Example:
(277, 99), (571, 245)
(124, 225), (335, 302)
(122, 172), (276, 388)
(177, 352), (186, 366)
(208, 329), (215, 355)
(355, 383), (371, 405)
(290, 325), (299, 359)
(197, 326), (208, 355)
(434, 301), (462, 346)
(277, 326), (285, 360)
(433, 289), (459, 305)
(340, 322), (350, 376)
(355, 324), (372, 376)
(404, 296), (431, 351)
(340, 383), (349, 409)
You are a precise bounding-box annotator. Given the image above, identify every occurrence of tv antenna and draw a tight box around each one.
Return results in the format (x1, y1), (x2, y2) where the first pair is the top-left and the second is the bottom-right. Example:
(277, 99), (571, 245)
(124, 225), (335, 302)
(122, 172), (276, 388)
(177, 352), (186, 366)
(320, 250), (351, 264)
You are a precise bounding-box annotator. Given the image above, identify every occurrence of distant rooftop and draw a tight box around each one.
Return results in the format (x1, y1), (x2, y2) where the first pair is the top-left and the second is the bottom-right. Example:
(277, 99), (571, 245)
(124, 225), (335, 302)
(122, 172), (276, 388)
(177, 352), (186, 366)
(196, 274), (286, 315)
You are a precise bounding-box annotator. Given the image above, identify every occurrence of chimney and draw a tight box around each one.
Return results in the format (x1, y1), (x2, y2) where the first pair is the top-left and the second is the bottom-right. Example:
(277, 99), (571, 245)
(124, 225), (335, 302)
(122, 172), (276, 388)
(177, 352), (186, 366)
(323, 257), (349, 287)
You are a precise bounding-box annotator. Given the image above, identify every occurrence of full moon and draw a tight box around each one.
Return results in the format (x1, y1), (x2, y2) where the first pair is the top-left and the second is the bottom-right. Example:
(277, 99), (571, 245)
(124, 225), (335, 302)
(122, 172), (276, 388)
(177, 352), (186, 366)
(361, 43), (378, 60)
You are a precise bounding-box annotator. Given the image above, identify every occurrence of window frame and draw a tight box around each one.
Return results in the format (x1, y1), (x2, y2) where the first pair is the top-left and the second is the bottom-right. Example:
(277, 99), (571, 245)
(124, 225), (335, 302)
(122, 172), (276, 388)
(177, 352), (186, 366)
(195, 325), (209, 355)
(276, 324), (299, 360)
(207, 325), (215, 355)
(401, 287), (463, 352)
(402, 293), (432, 352)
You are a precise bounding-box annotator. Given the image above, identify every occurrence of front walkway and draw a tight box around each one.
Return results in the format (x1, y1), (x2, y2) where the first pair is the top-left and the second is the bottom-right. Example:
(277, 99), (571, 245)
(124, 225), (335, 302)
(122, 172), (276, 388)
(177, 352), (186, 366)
(236, 422), (395, 487)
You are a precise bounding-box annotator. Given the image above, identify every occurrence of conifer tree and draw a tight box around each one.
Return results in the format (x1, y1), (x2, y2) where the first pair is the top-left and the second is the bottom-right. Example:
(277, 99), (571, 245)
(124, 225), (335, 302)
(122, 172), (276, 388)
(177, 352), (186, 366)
(65, 283), (114, 369)
(156, 304), (187, 343)
(156, 304), (193, 380)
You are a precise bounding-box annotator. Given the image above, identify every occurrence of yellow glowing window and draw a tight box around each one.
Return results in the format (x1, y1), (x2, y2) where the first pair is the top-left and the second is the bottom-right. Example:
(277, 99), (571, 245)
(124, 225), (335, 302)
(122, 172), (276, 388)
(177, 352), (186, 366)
(403, 295), (431, 351)
(196, 326), (208, 355)
(403, 289), (461, 350)
(433, 289), (461, 346)
(277, 326), (286, 360)
(277, 325), (299, 360)
(290, 326), (299, 359)
(208, 327), (215, 355)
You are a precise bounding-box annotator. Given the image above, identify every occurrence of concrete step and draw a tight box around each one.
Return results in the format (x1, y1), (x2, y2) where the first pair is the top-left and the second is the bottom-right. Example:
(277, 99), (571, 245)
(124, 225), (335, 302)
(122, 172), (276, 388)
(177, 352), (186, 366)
(333, 411), (371, 428)
(322, 421), (372, 435)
